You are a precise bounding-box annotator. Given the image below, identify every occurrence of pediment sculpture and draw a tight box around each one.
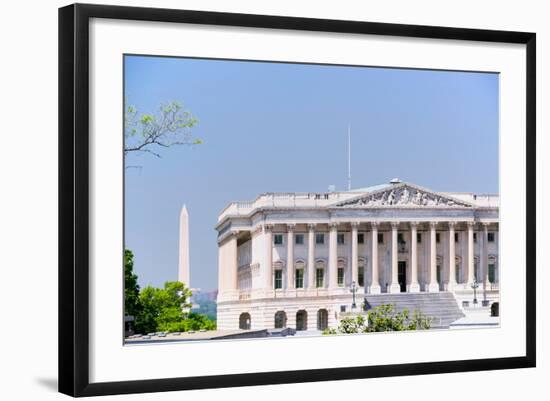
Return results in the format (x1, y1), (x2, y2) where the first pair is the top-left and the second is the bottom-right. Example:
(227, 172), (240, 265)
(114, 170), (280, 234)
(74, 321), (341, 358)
(337, 185), (471, 208)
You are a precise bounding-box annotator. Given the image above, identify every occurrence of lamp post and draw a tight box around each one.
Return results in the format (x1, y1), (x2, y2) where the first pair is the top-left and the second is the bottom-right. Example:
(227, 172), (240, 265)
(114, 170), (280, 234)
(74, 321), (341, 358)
(471, 279), (479, 306)
(350, 281), (357, 310)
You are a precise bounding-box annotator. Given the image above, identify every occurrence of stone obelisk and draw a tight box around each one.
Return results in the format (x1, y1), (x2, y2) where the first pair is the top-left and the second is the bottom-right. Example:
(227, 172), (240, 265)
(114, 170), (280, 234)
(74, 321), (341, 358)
(178, 204), (190, 287)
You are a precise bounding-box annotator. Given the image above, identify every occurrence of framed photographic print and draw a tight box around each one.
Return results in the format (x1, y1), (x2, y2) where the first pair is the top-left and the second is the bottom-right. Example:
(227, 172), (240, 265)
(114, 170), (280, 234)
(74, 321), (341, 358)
(58, 3), (536, 397)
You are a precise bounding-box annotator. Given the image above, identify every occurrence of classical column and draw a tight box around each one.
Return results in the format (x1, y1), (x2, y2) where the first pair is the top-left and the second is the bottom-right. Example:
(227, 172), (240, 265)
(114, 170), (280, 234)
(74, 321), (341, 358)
(307, 223), (316, 289)
(466, 221), (475, 286)
(409, 222), (420, 292)
(370, 222), (381, 294)
(389, 222), (401, 293)
(264, 224), (273, 289)
(219, 233), (238, 294)
(351, 222), (359, 286)
(286, 224), (295, 289)
(329, 223), (338, 289)
(428, 222), (439, 292)
(482, 223), (489, 289)
(447, 222), (457, 291)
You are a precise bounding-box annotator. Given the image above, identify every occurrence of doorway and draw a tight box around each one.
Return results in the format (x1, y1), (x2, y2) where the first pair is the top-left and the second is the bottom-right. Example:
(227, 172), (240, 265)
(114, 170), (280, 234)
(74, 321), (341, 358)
(437, 264), (443, 291)
(274, 311), (287, 329)
(317, 309), (328, 331)
(296, 310), (308, 331)
(239, 312), (251, 330)
(398, 261), (407, 293)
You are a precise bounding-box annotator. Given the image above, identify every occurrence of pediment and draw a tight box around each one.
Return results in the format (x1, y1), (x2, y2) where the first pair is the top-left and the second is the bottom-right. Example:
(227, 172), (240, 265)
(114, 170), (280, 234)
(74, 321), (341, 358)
(335, 183), (473, 208)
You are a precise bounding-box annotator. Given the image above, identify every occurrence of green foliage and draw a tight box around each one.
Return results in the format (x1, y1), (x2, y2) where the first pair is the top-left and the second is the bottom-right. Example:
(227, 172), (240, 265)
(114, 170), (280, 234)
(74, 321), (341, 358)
(322, 304), (432, 335)
(406, 309), (432, 330)
(339, 315), (367, 333)
(134, 281), (193, 334)
(158, 313), (217, 333)
(123, 250), (217, 335)
(124, 100), (201, 158)
(124, 250), (141, 318)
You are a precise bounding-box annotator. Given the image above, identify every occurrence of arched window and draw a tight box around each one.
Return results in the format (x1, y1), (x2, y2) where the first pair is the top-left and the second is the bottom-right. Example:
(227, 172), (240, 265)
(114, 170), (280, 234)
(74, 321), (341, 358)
(296, 310), (308, 331)
(272, 260), (285, 289)
(474, 256), (480, 282)
(315, 259), (326, 288)
(295, 259), (306, 288)
(317, 309), (328, 330)
(337, 258), (347, 287)
(488, 255), (498, 283)
(239, 312), (251, 330)
(455, 256), (462, 283)
(274, 311), (287, 329)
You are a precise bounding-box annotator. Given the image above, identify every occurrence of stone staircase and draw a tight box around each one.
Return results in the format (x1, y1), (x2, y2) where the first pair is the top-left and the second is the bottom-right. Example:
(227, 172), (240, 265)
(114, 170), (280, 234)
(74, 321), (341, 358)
(363, 292), (465, 329)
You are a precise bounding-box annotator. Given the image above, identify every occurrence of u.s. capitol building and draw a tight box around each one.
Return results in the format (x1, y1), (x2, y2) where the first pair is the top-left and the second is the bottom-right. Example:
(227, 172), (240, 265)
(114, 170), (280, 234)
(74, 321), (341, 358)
(215, 179), (499, 331)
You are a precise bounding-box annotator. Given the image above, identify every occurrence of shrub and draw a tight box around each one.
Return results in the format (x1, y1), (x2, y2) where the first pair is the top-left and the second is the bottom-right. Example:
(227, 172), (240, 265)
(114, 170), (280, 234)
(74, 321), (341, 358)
(322, 304), (432, 335)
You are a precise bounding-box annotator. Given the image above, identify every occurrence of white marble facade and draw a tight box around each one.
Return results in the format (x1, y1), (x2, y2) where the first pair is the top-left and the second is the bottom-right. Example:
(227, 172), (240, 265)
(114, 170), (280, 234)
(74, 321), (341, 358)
(215, 179), (499, 331)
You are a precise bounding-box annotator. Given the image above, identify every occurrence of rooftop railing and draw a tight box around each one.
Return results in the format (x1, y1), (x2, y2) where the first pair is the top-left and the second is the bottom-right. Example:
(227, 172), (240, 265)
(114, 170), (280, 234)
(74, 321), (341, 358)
(218, 192), (349, 221)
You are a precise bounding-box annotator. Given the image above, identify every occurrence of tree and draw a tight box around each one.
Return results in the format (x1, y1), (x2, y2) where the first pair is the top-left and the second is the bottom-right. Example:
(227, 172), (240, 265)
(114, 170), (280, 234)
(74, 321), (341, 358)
(123, 250), (216, 335)
(135, 281), (192, 334)
(124, 249), (141, 318)
(323, 304), (432, 335)
(133, 281), (217, 334)
(124, 101), (201, 158)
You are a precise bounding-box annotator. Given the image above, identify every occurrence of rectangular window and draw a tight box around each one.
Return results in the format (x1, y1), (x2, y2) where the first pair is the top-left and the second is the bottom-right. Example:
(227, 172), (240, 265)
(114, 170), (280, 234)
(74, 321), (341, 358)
(295, 234), (304, 245)
(337, 233), (345, 245)
(417, 233), (422, 243)
(455, 232), (459, 243)
(358, 267), (364, 287)
(340, 305), (347, 313)
(337, 267), (344, 286)
(273, 234), (283, 245)
(474, 233), (478, 243)
(377, 233), (384, 244)
(316, 268), (324, 288)
(456, 264), (460, 283)
(295, 269), (304, 288)
(357, 233), (364, 244)
(315, 233), (325, 245)
(274, 270), (283, 289)
(488, 263), (496, 283)
(436, 233), (440, 243)
(398, 233), (405, 243)
(488, 232), (495, 242)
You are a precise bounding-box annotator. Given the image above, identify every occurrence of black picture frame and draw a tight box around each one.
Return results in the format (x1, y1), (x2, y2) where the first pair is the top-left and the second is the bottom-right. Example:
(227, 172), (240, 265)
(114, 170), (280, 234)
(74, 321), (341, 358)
(58, 3), (536, 397)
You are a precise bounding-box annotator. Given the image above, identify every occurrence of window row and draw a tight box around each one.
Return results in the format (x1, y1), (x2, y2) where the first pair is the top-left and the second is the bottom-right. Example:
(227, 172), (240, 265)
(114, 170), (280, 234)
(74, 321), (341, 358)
(274, 261), (497, 290)
(273, 231), (497, 245)
(273, 266), (366, 289)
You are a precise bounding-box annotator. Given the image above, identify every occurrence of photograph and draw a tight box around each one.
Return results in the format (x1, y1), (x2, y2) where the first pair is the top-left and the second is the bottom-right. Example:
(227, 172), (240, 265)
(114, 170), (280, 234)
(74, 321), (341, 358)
(123, 55), (500, 344)
(0, 0), (542, 399)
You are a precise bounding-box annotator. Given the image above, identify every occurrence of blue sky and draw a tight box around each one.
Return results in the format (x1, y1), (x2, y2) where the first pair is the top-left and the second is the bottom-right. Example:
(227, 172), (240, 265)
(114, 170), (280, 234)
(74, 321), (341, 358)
(124, 55), (499, 291)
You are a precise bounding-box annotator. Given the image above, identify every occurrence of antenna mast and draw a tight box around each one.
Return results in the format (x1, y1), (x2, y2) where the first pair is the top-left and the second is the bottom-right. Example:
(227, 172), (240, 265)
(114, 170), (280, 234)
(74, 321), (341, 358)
(347, 124), (351, 191)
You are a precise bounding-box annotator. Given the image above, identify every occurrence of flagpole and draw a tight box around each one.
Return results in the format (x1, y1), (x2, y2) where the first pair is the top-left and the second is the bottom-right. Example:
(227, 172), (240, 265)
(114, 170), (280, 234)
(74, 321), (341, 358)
(348, 124), (351, 191)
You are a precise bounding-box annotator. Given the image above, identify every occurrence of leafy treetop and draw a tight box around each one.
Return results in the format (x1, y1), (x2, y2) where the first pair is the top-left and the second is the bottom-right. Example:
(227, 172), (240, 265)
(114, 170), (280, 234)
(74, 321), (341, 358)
(124, 101), (201, 158)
